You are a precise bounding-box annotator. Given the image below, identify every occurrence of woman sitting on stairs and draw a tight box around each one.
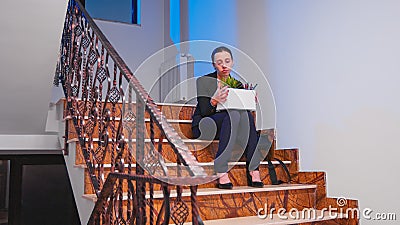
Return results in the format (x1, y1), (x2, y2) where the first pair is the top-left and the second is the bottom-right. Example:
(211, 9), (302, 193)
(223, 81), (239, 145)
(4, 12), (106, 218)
(191, 46), (264, 189)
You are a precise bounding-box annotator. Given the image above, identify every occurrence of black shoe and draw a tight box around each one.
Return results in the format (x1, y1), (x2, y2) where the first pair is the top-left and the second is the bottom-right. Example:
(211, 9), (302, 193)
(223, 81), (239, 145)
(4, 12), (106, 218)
(217, 182), (233, 189)
(246, 170), (264, 188)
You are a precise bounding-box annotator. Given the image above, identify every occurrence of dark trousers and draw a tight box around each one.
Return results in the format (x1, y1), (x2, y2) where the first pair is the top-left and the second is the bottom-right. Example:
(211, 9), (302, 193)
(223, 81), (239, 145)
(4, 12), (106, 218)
(192, 110), (261, 173)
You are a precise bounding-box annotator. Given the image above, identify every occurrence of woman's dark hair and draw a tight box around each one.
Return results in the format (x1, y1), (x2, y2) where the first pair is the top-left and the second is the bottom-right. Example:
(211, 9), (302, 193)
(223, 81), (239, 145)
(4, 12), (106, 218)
(211, 46), (233, 62)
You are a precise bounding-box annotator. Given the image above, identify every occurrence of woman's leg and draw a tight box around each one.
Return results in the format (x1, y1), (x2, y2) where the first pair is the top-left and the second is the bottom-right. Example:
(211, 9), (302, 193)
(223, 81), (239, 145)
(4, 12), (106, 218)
(236, 111), (261, 171)
(192, 111), (240, 173)
(192, 117), (217, 140)
(235, 111), (263, 186)
(214, 110), (241, 173)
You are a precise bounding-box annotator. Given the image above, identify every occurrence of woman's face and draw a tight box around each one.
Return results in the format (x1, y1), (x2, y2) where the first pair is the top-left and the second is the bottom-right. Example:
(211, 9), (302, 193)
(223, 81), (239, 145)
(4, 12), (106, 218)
(213, 51), (233, 78)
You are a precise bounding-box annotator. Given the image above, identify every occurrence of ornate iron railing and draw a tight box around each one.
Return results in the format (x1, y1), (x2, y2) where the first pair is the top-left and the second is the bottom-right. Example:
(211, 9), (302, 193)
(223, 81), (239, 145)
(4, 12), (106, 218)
(54, 0), (211, 224)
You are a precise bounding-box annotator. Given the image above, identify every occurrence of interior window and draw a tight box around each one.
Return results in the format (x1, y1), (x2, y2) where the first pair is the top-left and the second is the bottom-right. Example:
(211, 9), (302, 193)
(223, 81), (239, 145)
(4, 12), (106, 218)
(85, 0), (141, 25)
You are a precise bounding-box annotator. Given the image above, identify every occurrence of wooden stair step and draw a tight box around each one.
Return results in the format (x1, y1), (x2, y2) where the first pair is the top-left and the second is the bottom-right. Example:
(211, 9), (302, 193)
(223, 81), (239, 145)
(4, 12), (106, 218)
(69, 136), (295, 194)
(79, 161), (293, 193)
(80, 161), (292, 186)
(70, 138), (276, 166)
(70, 138), (220, 164)
(76, 160), (292, 169)
(156, 183), (315, 197)
(128, 102), (195, 120)
(82, 163), (295, 194)
(66, 118), (194, 139)
(83, 184), (317, 222)
(63, 100), (196, 120)
(83, 184), (317, 202)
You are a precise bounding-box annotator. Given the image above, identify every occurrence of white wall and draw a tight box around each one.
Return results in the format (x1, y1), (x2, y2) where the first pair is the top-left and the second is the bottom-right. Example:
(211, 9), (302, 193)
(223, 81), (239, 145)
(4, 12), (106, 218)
(236, 0), (275, 130)
(94, 0), (165, 101)
(213, 0), (400, 223)
(0, 0), (68, 134)
(264, 0), (400, 223)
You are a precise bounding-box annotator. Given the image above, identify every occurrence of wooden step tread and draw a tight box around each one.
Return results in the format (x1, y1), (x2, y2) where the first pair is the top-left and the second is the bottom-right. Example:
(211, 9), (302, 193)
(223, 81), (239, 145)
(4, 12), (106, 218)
(67, 137), (217, 144)
(65, 116), (192, 123)
(75, 161), (291, 169)
(184, 210), (345, 225)
(62, 98), (196, 107)
(165, 184), (317, 197)
(154, 102), (196, 107)
(82, 184), (316, 202)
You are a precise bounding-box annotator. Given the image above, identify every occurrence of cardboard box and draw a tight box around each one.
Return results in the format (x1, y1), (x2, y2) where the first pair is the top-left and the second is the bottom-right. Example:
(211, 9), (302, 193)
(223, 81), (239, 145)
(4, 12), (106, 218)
(217, 88), (256, 111)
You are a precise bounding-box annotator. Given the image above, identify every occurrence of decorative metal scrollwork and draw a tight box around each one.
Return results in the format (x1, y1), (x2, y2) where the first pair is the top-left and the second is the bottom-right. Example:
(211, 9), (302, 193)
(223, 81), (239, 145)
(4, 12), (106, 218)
(81, 36), (90, 49)
(96, 67), (107, 83)
(74, 24), (82, 37)
(88, 49), (98, 66)
(143, 149), (167, 176)
(71, 85), (79, 97)
(171, 198), (190, 225)
(109, 86), (121, 104)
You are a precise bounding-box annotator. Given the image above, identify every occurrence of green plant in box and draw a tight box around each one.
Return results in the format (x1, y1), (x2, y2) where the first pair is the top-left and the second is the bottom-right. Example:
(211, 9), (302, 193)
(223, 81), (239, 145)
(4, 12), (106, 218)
(221, 76), (241, 88)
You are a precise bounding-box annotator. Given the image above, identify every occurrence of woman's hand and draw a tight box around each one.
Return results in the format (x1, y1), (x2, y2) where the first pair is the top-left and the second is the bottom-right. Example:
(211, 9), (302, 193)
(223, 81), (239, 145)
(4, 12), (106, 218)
(211, 81), (229, 106)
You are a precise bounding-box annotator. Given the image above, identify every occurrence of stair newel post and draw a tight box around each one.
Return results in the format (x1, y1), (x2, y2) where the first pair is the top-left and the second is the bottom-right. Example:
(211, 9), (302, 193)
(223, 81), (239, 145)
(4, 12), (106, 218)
(149, 117), (156, 225)
(176, 156), (183, 223)
(176, 156), (184, 224)
(176, 156), (182, 196)
(190, 185), (203, 225)
(136, 95), (147, 225)
(125, 83), (134, 224)
(63, 119), (69, 155)
(148, 180), (155, 225)
(162, 184), (171, 225)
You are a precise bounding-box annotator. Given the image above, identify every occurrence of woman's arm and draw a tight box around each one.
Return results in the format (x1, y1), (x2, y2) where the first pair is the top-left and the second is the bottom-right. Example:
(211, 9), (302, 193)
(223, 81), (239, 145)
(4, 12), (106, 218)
(196, 77), (217, 117)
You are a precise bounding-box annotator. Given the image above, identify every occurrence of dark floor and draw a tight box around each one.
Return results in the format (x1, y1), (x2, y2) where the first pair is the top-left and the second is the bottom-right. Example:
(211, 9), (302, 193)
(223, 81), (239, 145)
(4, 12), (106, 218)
(0, 155), (81, 225)
(0, 210), (7, 225)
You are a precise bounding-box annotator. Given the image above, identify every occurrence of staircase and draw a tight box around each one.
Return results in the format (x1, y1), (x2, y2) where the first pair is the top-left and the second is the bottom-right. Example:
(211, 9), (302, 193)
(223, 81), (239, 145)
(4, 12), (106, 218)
(56, 100), (359, 225)
(53, 1), (359, 224)
(57, 100), (360, 224)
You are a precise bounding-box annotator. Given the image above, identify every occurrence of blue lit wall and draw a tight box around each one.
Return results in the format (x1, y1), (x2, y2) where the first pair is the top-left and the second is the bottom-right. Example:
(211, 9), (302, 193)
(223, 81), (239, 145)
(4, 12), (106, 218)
(170, 0), (237, 76)
(188, 0), (238, 76)
(188, 0), (237, 45)
(169, 0), (180, 44)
